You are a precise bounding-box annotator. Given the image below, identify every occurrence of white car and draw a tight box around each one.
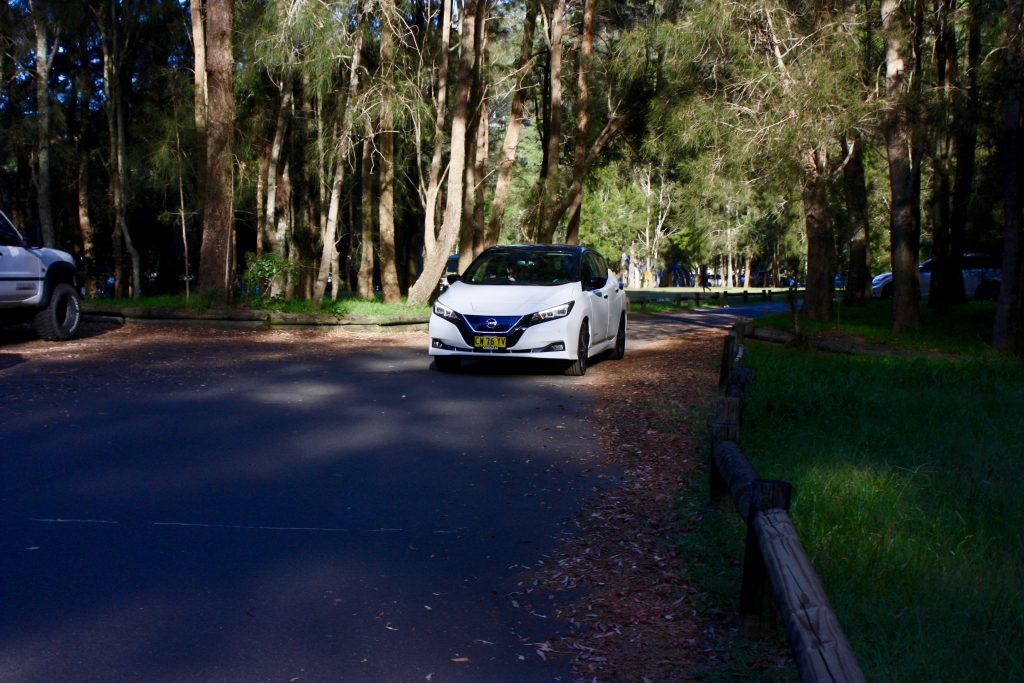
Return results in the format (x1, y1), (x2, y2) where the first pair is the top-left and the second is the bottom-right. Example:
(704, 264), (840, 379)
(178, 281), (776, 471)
(0, 209), (82, 340)
(871, 253), (1001, 301)
(429, 245), (627, 376)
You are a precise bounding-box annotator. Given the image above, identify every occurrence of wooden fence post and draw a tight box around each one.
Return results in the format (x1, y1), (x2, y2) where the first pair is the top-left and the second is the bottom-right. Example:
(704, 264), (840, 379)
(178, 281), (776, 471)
(718, 331), (737, 390)
(740, 479), (793, 636)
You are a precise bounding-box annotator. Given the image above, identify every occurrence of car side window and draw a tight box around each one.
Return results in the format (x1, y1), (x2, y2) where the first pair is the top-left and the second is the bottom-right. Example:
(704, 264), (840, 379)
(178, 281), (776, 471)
(0, 214), (22, 247)
(583, 253), (604, 289)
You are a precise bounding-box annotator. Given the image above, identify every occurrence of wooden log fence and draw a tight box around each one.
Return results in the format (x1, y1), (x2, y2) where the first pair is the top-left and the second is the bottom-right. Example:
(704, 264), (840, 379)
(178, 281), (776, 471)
(711, 320), (865, 683)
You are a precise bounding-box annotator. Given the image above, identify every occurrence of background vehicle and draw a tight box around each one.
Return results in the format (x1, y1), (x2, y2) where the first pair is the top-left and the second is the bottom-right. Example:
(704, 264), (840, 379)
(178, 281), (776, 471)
(871, 254), (1001, 301)
(0, 209), (82, 340)
(428, 245), (627, 376)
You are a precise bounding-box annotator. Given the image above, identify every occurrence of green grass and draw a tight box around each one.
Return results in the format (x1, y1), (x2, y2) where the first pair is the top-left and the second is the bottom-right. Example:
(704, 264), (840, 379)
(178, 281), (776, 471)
(739, 342), (1024, 681)
(91, 294), (430, 318)
(756, 299), (1003, 355)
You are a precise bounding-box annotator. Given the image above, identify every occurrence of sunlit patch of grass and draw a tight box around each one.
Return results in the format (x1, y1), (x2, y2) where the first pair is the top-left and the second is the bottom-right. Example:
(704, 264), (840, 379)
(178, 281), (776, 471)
(740, 343), (1024, 681)
(757, 299), (1005, 355)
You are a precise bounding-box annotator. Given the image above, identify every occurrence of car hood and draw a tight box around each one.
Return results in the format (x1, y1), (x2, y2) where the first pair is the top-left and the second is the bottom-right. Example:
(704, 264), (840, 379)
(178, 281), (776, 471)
(439, 282), (580, 315)
(29, 246), (76, 268)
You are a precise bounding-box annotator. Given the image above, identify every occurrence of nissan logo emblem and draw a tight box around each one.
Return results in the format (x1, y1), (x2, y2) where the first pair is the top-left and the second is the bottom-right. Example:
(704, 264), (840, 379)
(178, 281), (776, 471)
(486, 318), (498, 329)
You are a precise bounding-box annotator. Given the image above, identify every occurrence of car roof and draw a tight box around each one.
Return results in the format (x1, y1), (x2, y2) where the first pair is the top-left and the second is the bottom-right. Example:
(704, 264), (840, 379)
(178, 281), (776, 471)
(481, 244), (587, 255)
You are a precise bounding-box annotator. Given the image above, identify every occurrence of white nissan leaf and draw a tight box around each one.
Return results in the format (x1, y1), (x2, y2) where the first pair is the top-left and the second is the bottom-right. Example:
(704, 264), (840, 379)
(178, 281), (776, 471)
(429, 245), (627, 376)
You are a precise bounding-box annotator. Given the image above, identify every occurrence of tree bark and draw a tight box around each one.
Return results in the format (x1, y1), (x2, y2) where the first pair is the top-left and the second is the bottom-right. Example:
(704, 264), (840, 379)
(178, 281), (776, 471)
(357, 136), (375, 298)
(928, 0), (957, 312)
(197, 0), (235, 299)
(801, 147), (836, 321)
(313, 3), (364, 307)
(486, 0), (537, 247)
(191, 0), (207, 220)
(406, 0), (480, 305)
(882, 0), (921, 332)
(841, 135), (871, 303)
(993, 0), (1023, 349)
(31, 2), (56, 247)
(564, 0), (594, 246)
(948, 0), (982, 306)
(420, 0), (453, 258)
(376, 0), (401, 303)
(536, 0), (564, 244)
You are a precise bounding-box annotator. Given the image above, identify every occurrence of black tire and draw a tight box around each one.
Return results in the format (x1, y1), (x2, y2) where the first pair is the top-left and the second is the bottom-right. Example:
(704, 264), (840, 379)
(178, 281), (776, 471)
(434, 356), (461, 372)
(565, 322), (590, 376)
(880, 282), (892, 299)
(610, 314), (626, 360)
(34, 283), (81, 341)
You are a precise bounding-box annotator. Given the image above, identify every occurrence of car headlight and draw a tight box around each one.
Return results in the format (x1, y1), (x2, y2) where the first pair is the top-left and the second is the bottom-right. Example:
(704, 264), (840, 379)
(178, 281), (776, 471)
(433, 301), (459, 322)
(528, 301), (574, 324)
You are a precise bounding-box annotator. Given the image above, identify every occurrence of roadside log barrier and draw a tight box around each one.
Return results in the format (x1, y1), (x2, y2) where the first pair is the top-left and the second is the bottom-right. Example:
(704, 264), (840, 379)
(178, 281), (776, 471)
(711, 320), (865, 683)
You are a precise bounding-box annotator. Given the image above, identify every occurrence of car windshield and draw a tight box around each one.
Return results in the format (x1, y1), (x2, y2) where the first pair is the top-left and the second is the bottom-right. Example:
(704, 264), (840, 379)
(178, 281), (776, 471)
(462, 249), (580, 286)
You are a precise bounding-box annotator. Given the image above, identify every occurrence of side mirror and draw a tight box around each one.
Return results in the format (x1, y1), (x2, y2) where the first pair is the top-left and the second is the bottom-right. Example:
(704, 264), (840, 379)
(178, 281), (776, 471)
(446, 273), (461, 284)
(587, 276), (607, 290)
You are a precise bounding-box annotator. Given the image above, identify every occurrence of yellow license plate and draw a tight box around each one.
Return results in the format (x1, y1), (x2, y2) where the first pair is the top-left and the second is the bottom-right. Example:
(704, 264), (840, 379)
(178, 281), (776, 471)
(474, 335), (506, 349)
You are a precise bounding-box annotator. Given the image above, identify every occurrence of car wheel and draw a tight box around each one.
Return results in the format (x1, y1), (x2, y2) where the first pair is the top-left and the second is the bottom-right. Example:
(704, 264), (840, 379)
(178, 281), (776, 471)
(34, 283), (81, 341)
(610, 314), (626, 360)
(565, 322), (590, 377)
(881, 282), (892, 299)
(434, 356), (461, 372)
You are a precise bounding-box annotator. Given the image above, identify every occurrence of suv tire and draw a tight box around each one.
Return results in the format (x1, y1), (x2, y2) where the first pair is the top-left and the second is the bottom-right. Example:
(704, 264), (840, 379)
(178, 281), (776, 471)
(34, 283), (82, 340)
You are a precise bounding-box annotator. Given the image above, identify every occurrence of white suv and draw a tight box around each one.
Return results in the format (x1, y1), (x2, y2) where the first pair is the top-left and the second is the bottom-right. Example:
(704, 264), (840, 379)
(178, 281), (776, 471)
(871, 253), (1001, 301)
(0, 209), (82, 340)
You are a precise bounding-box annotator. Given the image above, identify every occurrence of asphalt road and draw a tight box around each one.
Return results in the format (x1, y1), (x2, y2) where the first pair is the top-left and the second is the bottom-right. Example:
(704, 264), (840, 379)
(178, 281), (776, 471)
(0, 302), (783, 683)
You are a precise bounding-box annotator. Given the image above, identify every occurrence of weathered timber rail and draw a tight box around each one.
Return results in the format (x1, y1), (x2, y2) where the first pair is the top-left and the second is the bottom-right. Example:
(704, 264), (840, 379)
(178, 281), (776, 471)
(712, 320), (865, 683)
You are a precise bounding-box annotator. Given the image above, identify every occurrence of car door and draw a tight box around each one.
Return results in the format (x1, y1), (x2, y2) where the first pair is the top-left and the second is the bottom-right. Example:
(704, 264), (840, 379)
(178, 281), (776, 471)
(0, 213), (42, 303)
(582, 251), (612, 344)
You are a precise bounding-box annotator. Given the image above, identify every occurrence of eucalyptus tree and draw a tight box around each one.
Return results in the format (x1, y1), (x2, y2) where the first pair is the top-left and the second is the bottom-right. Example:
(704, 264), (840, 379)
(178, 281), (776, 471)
(880, 0), (924, 331)
(653, 0), (874, 319)
(406, 0), (482, 305)
(993, 0), (1023, 349)
(196, 0), (234, 298)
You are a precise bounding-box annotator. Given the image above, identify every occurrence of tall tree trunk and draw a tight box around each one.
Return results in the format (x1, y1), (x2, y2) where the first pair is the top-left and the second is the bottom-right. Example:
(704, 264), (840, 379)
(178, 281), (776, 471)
(471, 96), (488, 258)
(486, 0), (536, 247)
(536, 0), (564, 243)
(993, 0), (1023, 349)
(191, 0), (207, 220)
(841, 135), (871, 302)
(420, 0), (453, 258)
(406, 0), (480, 305)
(564, 0), (594, 246)
(77, 151), (96, 298)
(459, 3), (488, 272)
(948, 0), (982, 306)
(928, 0), (957, 312)
(801, 147), (836, 321)
(314, 5), (364, 307)
(99, 0), (140, 299)
(376, 0), (401, 303)
(31, 3), (56, 247)
(265, 76), (294, 261)
(197, 0), (235, 299)
(378, 124), (401, 302)
(882, 0), (921, 332)
(357, 137), (375, 298)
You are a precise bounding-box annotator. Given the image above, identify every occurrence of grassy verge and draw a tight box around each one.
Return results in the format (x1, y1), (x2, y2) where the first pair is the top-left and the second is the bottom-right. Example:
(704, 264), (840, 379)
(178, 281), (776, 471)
(91, 294), (430, 318)
(756, 299), (1003, 355)
(739, 334), (1024, 680)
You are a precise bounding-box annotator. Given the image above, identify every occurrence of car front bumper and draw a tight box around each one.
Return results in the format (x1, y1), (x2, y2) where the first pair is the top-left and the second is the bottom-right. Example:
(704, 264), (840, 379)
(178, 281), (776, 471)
(428, 313), (579, 361)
